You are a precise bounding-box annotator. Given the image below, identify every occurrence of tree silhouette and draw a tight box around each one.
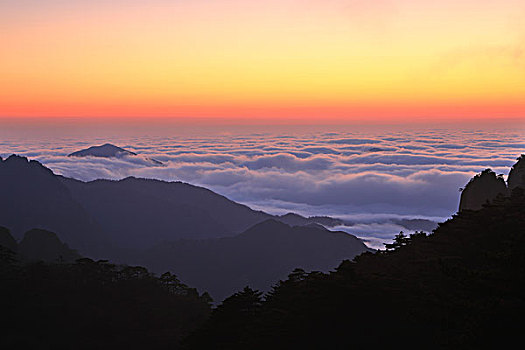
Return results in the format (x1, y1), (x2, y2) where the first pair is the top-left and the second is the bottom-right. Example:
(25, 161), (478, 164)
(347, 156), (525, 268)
(384, 231), (409, 251)
(186, 189), (525, 349)
(184, 286), (263, 349)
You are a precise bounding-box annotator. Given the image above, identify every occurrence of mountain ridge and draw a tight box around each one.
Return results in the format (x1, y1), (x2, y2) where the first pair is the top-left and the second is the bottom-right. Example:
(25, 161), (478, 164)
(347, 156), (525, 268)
(1, 154), (371, 299)
(135, 218), (371, 300)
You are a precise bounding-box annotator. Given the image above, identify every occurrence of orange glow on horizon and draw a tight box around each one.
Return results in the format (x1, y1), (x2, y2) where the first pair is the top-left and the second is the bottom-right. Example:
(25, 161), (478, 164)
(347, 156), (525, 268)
(1, 0), (524, 121)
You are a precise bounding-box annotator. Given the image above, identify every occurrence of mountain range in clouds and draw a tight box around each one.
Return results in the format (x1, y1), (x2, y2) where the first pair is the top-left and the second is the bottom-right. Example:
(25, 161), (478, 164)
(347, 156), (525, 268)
(2, 125), (521, 248)
(69, 143), (164, 166)
(0, 154), (271, 254)
(1, 149), (525, 300)
(0, 154), (372, 299)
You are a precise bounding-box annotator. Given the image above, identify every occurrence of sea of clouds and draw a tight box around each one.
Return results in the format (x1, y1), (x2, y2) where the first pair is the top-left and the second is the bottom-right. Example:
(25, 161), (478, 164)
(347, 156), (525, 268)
(1, 122), (523, 248)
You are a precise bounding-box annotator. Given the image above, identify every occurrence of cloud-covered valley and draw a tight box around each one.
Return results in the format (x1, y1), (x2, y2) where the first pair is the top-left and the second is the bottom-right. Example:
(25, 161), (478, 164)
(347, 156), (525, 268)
(1, 124), (523, 248)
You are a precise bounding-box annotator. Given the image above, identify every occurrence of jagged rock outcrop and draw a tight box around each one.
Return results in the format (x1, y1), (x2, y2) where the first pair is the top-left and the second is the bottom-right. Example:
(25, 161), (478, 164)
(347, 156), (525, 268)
(0, 226), (80, 262)
(19, 229), (81, 263)
(508, 155), (525, 190)
(459, 169), (507, 211)
(0, 226), (17, 252)
(459, 156), (525, 212)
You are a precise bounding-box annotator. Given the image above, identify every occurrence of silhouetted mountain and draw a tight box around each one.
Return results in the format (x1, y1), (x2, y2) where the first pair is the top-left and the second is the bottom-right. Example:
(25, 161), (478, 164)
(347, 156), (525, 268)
(0, 155), (109, 256)
(69, 143), (138, 158)
(185, 188), (525, 349)
(458, 156), (525, 212)
(19, 228), (81, 263)
(3, 154), (525, 349)
(459, 168), (507, 211)
(0, 155), (276, 256)
(0, 155), (370, 298)
(0, 226), (17, 252)
(60, 176), (273, 248)
(0, 226), (80, 262)
(69, 143), (164, 165)
(136, 219), (371, 300)
(508, 154), (525, 190)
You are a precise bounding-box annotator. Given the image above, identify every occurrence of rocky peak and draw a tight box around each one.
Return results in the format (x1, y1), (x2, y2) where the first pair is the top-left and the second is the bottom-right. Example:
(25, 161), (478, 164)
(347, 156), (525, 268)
(459, 169), (507, 211)
(19, 229), (80, 263)
(508, 154), (525, 190)
(0, 226), (17, 252)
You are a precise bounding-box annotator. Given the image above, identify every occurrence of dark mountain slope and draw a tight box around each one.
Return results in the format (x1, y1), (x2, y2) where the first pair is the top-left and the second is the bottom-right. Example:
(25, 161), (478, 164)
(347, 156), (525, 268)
(0, 257), (211, 350)
(0, 226), (17, 252)
(0, 155), (273, 254)
(136, 219), (371, 300)
(186, 189), (525, 349)
(61, 176), (272, 246)
(0, 155), (108, 256)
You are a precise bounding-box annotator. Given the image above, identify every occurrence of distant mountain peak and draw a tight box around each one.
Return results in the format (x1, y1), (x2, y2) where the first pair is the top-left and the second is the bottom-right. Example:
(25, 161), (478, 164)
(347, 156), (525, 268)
(281, 213), (303, 218)
(68, 143), (164, 166)
(4, 154), (30, 163)
(68, 143), (137, 158)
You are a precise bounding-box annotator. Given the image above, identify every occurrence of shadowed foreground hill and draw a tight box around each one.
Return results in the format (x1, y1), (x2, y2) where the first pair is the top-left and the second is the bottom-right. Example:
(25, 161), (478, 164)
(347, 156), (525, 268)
(0, 155), (272, 255)
(0, 155), (108, 256)
(0, 254), (211, 349)
(0, 155), (370, 302)
(185, 188), (525, 349)
(137, 220), (371, 300)
(61, 176), (273, 247)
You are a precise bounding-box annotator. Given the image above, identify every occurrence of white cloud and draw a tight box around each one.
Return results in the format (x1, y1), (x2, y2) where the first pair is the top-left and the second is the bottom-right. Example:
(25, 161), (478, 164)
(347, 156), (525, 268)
(1, 123), (523, 247)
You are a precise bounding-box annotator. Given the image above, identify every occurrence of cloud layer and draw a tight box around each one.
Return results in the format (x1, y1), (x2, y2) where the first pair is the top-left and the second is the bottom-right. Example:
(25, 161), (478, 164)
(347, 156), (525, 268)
(1, 123), (523, 249)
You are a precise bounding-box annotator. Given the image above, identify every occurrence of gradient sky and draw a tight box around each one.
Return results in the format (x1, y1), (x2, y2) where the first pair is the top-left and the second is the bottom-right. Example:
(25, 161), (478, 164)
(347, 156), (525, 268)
(1, 0), (524, 120)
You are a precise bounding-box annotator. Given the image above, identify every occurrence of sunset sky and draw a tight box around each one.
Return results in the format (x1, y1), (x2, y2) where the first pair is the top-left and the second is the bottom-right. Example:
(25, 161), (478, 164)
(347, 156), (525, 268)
(1, 0), (524, 121)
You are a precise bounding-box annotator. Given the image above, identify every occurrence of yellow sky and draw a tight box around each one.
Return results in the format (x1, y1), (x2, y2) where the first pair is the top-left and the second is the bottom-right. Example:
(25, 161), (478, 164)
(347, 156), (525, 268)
(1, 0), (524, 120)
